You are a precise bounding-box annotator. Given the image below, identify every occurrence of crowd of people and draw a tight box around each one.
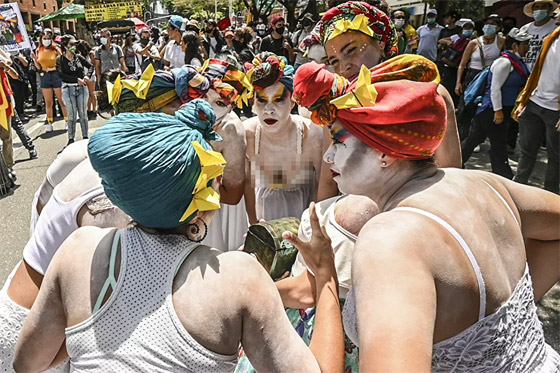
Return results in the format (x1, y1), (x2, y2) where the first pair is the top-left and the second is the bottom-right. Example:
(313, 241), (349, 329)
(0, 0), (559, 372)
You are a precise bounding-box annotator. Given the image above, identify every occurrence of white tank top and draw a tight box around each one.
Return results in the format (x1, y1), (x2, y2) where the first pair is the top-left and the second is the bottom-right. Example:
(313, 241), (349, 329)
(65, 227), (238, 372)
(23, 184), (104, 275)
(469, 36), (501, 70)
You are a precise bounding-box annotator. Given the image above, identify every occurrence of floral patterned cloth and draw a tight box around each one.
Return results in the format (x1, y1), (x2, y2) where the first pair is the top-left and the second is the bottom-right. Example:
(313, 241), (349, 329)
(235, 301), (359, 373)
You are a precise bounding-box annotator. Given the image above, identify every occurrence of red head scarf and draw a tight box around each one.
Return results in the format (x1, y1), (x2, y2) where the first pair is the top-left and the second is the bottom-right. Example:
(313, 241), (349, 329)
(293, 55), (446, 160)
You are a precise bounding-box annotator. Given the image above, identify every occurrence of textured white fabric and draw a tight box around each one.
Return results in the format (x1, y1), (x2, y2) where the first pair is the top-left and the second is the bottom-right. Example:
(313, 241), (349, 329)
(469, 36), (501, 70)
(163, 41), (185, 69)
(65, 227), (238, 372)
(520, 18), (557, 72)
(203, 196), (249, 251)
(342, 209), (560, 372)
(23, 184), (104, 275)
(530, 37), (559, 112)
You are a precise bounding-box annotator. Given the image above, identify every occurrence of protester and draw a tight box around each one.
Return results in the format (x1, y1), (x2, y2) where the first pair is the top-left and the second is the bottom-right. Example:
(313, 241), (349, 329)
(259, 17), (294, 64)
(122, 32), (137, 74)
(502, 16), (518, 35)
(520, 0), (558, 71)
(244, 53), (322, 223)
(182, 31), (203, 67)
(391, 9), (409, 54)
(438, 18), (476, 105)
(13, 99), (344, 373)
(134, 28), (161, 72)
(95, 29), (127, 86)
(202, 19), (226, 58)
(75, 40), (97, 120)
(33, 31), (68, 132)
(0, 48), (17, 182)
(224, 29), (235, 51)
(462, 28), (531, 179)
(416, 8), (444, 62)
(292, 14), (315, 70)
(232, 27), (255, 64)
(514, 26), (559, 194)
(397, 8), (419, 52)
(57, 35), (92, 146)
(455, 14), (505, 140)
(162, 15), (186, 69)
(316, 1), (461, 200)
(293, 56), (560, 371)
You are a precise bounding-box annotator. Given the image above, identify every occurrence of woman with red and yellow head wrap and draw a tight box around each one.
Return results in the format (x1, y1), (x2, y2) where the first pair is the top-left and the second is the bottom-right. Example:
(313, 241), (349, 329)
(313, 2), (461, 200)
(286, 51), (560, 373)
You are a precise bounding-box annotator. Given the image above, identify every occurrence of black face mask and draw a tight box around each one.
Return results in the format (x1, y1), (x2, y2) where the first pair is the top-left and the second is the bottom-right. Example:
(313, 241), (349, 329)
(275, 26), (285, 35)
(232, 39), (243, 51)
(140, 38), (149, 46)
(205, 28), (213, 35)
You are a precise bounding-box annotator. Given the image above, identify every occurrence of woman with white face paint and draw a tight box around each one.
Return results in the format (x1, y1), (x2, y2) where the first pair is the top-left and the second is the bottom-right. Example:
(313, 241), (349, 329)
(99, 60), (251, 250)
(243, 53), (323, 223)
(293, 57), (560, 372)
(313, 1), (462, 201)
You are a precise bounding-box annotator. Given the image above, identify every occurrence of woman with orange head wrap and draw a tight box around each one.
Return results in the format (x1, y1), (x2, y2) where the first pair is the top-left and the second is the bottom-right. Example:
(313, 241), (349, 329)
(287, 54), (560, 372)
(312, 1), (461, 200)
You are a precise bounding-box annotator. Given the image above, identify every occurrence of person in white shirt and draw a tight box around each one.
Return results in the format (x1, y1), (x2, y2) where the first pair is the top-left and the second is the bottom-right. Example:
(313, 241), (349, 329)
(162, 15), (186, 69)
(519, 0), (559, 71)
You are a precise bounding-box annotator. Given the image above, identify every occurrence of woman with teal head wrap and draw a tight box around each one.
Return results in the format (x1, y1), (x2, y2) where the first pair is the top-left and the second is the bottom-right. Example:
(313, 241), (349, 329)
(88, 98), (223, 229)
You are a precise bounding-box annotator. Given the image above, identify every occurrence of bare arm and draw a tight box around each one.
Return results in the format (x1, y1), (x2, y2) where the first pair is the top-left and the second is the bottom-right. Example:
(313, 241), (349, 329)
(352, 216), (436, 372)
(276, 270), (316, 308)
(502, 178), (560, 300)
(94, 58), (101, 84)
(13, 249), (67, 371)
(435, 85), (462, 168)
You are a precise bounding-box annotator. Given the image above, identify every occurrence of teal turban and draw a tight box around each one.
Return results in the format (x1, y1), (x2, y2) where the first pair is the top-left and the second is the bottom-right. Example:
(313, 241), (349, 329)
(88, 99), (223, 229)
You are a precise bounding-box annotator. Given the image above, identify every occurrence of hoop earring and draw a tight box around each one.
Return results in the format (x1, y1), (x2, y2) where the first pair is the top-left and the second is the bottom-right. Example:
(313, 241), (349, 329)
(187, 219), (208, 243)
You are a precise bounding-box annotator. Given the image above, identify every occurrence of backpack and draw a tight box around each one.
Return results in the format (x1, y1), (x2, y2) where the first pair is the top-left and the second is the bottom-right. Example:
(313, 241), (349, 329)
(463, 67), (490, 107)
(441, 35), (470, 67)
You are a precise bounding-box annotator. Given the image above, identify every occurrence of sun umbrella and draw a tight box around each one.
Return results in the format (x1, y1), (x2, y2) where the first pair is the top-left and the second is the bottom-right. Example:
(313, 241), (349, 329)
(37, 3), (85, 22)
(128, 17), (148, 32)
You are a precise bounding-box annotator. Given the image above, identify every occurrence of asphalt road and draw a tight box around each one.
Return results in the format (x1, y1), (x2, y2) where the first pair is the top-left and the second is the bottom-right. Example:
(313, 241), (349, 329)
(0, 109), (557, 351)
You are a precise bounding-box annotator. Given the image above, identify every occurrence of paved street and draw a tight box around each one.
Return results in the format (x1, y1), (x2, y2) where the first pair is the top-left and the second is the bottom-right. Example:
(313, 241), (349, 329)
(0, 111), (558, 351)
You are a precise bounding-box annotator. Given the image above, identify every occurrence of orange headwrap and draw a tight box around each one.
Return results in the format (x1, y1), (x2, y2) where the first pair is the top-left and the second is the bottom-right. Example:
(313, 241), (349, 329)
(293, 55), (446, 160)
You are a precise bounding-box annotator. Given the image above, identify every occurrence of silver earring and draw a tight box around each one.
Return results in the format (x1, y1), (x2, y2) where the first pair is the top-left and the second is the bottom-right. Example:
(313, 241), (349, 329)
(382, 161), (387, 166)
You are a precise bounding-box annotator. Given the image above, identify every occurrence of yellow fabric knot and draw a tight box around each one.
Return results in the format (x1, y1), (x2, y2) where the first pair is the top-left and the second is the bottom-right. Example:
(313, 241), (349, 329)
(179, 141), (227, 223)
(329, 14), (374, 41)
(330, 65), (378, 109)
(121, 64), (156, 100)
(107, 75), (122, 106)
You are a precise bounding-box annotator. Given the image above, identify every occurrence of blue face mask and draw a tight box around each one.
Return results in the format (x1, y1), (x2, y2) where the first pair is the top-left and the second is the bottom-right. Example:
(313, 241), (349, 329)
(462, 29), (474, 37)
(427, 17), (436, 25)
(533, 9), (549, 22)
(482, 24), (497, 36)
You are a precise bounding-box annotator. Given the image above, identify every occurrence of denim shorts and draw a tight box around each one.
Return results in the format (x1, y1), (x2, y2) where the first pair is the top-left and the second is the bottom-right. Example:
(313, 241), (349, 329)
(39, 71), (62, 89)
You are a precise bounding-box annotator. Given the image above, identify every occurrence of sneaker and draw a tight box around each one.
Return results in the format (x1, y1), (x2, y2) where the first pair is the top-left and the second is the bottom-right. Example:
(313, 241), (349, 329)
(473, 145), (481, 153)
(65, 122), (68, 131)
(7, 168), (16, 182)
(29, 148), (38, 159)
(46, 123), (54, 132)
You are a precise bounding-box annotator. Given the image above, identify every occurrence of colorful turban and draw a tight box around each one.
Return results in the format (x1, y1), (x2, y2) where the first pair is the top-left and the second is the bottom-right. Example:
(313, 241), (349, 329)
(246, 52), (295, 92)
(319, 1), (398, 59)
(200, 58), (253, 108)
(88, 99), (227, 229)
(293, 55), (446, 160)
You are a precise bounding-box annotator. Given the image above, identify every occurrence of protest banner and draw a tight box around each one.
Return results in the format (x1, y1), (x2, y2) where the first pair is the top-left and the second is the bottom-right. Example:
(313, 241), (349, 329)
(0, 3), (31, 53)
(85, 1), (143, 23)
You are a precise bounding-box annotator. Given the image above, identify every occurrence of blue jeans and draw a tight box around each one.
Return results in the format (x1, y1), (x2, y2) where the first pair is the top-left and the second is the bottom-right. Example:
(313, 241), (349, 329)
(62, 84), (89, 141)
(514, 100), (560, 194)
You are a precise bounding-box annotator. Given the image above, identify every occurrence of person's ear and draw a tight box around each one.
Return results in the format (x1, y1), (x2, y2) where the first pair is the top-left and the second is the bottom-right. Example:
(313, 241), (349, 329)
(380, 153), (397, 168)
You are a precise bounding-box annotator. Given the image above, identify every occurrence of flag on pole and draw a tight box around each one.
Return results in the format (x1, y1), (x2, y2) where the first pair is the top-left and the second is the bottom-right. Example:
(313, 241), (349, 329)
(217, 16), (231, 30)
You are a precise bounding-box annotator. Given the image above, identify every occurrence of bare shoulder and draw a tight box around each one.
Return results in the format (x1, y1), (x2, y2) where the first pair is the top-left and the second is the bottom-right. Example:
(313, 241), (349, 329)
(242, 116), (259, 135)
(219, 111), (246, 139)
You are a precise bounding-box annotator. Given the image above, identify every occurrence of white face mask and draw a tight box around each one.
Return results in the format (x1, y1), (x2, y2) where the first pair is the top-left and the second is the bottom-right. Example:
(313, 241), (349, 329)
(394, 19), (405, 28)
(100, 37), (108, 45)
(42, 39), (52, 47)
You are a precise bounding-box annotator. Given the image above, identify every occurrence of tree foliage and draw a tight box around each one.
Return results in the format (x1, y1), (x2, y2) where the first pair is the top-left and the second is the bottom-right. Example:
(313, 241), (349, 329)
(427, 0), (485, 21)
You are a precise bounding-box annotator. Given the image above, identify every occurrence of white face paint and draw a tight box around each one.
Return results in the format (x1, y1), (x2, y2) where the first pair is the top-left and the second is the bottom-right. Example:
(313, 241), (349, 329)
(307, 44), (334, 72)
(253, 82), (293, 133)
(205, 89), (233, 125)
(323, 120), (376, 195)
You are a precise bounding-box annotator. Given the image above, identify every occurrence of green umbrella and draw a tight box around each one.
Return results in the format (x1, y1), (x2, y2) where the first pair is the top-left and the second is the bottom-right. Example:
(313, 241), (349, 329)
(37, 3), (85, 22)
